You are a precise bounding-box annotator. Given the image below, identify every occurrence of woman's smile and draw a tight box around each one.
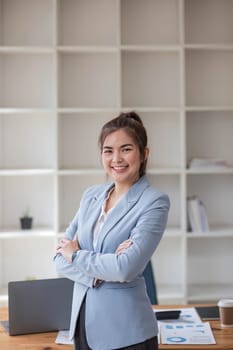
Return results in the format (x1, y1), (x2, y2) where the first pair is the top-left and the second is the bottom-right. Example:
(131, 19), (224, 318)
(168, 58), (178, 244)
(111, 165), (128, 171)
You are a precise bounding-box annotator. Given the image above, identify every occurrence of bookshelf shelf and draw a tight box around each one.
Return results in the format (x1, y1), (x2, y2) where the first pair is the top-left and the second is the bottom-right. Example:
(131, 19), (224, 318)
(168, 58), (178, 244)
(0, 229), (55, 239)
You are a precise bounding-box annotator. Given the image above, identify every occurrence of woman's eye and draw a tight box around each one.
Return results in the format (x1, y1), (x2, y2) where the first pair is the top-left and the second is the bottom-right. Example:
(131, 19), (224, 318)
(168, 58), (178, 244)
(123, 148), (132, 152)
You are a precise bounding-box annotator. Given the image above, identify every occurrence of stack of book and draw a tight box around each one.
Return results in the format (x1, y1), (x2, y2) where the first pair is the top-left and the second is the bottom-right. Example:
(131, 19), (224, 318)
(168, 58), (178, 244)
(187, 196), (209, 233)
(189, 157), (228, 170)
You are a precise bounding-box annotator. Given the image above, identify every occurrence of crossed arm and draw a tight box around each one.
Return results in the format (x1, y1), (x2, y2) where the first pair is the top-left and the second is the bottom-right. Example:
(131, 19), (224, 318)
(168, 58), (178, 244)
(55, 236), (132, 287)
(56, 236), (132, 263)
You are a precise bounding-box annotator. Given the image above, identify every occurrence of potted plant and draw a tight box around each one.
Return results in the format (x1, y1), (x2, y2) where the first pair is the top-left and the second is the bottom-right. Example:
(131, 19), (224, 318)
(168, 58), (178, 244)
(20, 208), (33, 230)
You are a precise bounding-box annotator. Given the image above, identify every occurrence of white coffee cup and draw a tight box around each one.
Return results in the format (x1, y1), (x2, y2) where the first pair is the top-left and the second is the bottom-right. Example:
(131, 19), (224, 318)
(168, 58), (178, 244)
(218, 299), (233, 328)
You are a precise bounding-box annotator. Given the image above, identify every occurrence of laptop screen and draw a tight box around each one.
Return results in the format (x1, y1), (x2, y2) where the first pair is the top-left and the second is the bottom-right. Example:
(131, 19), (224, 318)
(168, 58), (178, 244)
(7, 277), (74, 335)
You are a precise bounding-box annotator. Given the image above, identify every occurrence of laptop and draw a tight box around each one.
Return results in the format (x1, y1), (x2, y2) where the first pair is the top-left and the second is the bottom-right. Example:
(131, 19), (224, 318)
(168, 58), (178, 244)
(2, 277), (74, 335)
(195, 305), (220, 320)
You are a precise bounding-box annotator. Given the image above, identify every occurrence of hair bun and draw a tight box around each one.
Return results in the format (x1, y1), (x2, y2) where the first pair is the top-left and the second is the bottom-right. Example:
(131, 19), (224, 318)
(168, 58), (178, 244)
(123, 111), (143, 125)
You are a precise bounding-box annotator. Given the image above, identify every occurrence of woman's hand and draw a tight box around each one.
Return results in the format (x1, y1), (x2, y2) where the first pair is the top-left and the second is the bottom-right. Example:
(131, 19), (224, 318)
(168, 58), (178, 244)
(56, 235), (80, 263)
(115, 239), (132, 255)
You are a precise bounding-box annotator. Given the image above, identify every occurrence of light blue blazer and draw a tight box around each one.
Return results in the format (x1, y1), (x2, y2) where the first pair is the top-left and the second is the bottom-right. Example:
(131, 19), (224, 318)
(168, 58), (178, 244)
(55, 175), (170, 350)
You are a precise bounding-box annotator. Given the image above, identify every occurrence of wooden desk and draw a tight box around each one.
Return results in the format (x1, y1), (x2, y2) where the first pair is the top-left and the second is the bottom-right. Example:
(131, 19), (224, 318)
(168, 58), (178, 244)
(1, 305), (233, 350)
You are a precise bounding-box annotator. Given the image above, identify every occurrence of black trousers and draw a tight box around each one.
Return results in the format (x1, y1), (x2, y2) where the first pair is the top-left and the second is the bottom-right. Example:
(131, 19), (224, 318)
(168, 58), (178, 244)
(74, 297), (158, 350)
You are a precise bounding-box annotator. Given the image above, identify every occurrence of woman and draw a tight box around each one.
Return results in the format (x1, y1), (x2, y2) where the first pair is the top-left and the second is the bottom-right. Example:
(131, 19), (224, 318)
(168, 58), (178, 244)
(55, 111), (170, 350)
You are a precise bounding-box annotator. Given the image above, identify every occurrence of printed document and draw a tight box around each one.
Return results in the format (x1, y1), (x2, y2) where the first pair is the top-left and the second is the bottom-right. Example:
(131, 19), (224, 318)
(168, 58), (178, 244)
(160, 321), (216, 345)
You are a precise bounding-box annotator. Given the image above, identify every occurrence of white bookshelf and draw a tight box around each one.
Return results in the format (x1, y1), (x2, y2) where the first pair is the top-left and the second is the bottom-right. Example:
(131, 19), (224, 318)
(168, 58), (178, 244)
(0, 0), (233, 305)
(184, 0), (233, 304)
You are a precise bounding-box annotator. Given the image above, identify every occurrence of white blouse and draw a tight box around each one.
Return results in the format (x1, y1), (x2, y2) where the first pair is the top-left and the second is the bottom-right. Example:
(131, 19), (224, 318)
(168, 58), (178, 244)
(93, 188), (114, 250)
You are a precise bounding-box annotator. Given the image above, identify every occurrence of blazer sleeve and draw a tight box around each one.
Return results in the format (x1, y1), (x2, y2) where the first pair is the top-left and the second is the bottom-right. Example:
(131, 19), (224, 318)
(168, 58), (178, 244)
(54, 254), (94, 287)
(54, 209), (94, 287)
(71, 192), (170, 283)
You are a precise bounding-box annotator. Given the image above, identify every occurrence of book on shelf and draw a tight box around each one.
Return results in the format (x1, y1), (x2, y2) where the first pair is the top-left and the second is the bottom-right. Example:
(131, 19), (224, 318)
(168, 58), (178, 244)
(187, 196), (209, 233)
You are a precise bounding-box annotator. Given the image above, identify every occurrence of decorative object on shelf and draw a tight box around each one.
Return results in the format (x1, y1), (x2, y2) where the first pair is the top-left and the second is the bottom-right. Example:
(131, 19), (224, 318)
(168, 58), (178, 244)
(20, 209), (33, 230)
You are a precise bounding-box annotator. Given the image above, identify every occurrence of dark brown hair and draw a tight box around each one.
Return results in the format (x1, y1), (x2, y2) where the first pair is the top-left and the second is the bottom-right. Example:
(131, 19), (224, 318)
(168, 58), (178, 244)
(98, 111), (148, 177)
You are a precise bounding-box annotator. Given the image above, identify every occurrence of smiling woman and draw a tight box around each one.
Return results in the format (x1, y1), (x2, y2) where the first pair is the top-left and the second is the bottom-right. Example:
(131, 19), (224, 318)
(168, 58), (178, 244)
(54, 111), (170, 350)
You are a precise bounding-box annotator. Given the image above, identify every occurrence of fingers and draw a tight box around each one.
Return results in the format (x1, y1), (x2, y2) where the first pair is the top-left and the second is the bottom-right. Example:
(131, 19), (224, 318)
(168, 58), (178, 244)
(72, 235), (80, 250)
(115, 239), (132, 255)
(58, 238), (70, 247)
(55, 239), (69, 254)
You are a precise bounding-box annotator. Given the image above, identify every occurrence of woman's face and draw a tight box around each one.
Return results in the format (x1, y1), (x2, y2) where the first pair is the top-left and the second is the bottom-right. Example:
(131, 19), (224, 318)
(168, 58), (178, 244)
(101, 129), (142, 187)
